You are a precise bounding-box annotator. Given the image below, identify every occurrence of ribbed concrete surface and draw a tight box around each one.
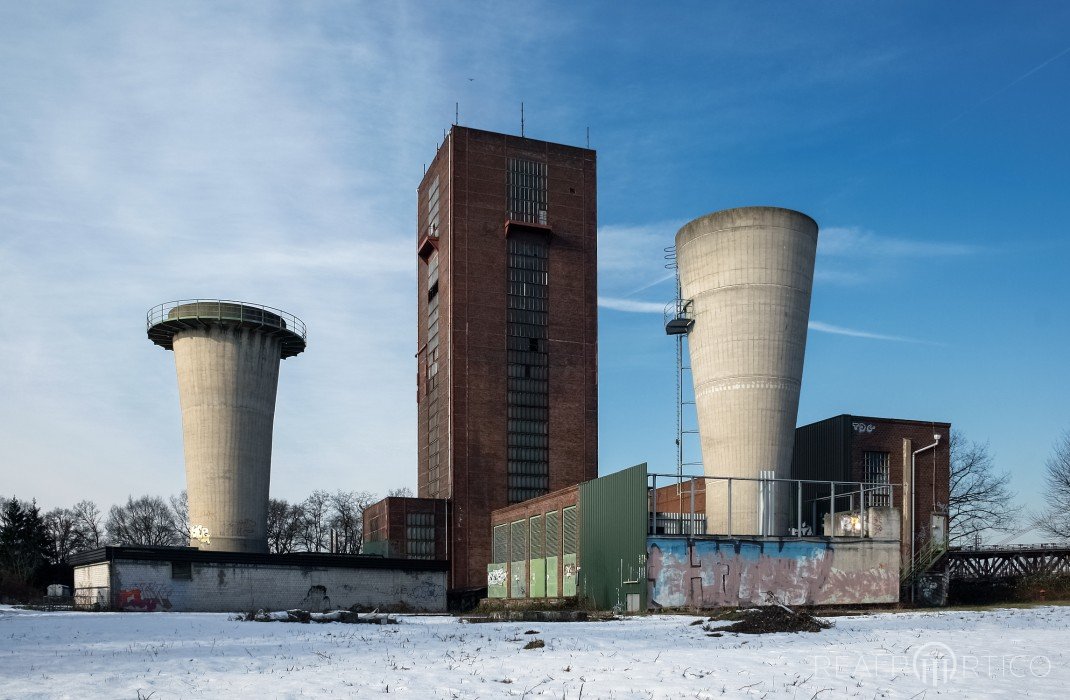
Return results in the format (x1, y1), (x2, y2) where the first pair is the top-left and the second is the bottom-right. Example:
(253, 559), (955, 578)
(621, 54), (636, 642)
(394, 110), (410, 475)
(173, 326), (281, 553)
(676, 207), (818, 535)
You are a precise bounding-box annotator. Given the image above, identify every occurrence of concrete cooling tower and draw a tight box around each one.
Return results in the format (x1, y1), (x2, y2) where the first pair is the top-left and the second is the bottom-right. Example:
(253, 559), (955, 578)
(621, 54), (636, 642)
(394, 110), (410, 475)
(675, 207), (818, 535)
(147, 300), (306, 553)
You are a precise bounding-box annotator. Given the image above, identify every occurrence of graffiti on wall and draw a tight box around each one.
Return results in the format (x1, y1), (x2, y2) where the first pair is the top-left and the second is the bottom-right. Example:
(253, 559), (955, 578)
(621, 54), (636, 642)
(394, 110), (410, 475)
(118, 583), (174, 611)
(487, 567), (507, 587)
(646, 538), (899, 609)
(191, 525), (211, 545)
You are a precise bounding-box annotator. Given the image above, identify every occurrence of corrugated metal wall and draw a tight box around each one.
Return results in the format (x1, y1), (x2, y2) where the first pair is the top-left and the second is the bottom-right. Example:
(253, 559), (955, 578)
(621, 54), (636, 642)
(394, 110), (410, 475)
(792, 415), (852, 533)
(578, 463), (649, 611)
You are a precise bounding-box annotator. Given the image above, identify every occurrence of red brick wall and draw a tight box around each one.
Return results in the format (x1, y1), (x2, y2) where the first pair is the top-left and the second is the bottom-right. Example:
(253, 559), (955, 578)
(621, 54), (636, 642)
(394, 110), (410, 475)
(362, 497), (449, 560)
(846, 416), (951, 564)
(489, 485), (580, 597)
(416, 127), (598, 591)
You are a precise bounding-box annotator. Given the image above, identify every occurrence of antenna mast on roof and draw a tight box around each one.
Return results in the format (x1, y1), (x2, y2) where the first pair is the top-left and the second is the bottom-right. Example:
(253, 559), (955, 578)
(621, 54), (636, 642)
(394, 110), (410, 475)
(520, 101), (525, 137)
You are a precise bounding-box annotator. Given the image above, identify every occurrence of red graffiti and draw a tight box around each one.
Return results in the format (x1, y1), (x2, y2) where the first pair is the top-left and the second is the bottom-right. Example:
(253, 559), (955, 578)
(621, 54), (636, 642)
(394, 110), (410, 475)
(118, 588), (172, 612)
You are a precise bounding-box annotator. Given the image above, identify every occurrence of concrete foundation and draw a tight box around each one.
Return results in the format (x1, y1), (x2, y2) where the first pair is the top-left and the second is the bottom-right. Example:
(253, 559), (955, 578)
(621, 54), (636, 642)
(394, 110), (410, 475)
(675, 207), (818, 535)
(647, 536), (900, 608)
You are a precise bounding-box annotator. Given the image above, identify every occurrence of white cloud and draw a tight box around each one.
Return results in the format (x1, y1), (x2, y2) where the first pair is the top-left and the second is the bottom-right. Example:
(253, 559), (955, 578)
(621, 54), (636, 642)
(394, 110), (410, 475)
(0, 3), (566, 509)
(598, 297), (666, 314)
(808, 320), (939, 345)
(819, 226), (980, 258)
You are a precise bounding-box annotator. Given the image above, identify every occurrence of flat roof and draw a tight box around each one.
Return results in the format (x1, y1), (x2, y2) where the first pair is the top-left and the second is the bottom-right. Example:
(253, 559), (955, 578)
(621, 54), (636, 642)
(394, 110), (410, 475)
(69, 546), (447, 572)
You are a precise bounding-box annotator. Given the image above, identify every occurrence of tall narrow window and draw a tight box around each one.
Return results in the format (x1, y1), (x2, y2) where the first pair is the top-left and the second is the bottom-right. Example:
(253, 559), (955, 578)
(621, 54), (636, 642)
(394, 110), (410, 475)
(507, 237), (549, 503)
(507, 158), (547, 224)
(426, 176), (441, 239)
(863, 451), (891, 507)
(426, 249), (441, 492)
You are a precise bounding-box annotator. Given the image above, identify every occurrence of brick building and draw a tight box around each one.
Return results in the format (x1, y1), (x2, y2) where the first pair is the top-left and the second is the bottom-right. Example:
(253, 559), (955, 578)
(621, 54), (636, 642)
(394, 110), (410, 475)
(364, 126), (598, 596)
(791, 414), (951, 570)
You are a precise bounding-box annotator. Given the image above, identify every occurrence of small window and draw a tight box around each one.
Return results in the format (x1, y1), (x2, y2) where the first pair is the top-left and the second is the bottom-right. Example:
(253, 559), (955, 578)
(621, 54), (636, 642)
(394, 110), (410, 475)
(406, 511), (436, 559)
(171, 561), (192, 580)
(863, 451), (892, 507)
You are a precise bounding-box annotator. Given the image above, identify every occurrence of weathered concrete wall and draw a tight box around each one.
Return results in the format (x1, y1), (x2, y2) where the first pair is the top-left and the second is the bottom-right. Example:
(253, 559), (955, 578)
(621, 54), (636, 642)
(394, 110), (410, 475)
(675, 207), (818, 534)
(647, 536), (899, 608)
(98, 559), (446, 613)
(173, 325), (281, 553)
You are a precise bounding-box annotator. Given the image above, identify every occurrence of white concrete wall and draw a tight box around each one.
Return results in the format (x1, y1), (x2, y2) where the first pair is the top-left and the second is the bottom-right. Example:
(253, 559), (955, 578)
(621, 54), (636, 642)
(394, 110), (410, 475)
(675, 207), (818, 535)
(173, 325), (281, 553)
(73, 562), (111, 608)
(96, 559), (446, 613)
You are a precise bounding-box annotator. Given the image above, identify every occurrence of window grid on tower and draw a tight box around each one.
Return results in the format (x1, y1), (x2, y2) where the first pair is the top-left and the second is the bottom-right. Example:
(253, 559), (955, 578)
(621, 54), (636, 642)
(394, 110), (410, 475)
(507, 237), (549, 503)
(507, 159), (547, 224)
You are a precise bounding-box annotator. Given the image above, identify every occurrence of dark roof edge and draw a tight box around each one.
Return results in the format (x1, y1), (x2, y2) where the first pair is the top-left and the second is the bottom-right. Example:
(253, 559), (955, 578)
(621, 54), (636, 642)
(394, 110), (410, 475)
(68, 546), (448, 572)
(797, 414), (952, 430)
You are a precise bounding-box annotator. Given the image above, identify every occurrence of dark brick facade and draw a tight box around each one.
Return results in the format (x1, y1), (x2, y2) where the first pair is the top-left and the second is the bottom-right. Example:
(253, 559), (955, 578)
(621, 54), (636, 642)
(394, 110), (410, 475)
(415, 126), (598, 591)
(793, 414), (951, 567)
(362, 497), (449, 561)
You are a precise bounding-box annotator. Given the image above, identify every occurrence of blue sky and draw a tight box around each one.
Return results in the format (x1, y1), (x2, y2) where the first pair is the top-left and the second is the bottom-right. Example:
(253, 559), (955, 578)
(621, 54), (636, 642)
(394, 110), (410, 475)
(1, 2), (1067, 523)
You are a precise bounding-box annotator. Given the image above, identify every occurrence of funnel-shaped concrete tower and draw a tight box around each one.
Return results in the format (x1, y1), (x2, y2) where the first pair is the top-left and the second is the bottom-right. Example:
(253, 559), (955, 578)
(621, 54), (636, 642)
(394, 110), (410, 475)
(675, 207), (818, 535)
(148, 300), (306, 553)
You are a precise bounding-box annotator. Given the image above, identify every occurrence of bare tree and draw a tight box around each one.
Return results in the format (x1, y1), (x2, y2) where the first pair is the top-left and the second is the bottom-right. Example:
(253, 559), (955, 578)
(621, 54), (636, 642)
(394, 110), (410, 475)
(388, 487), (414, 498)
(948, 431), (1020, 545)
(1036, 431), (1070, 540)
(169, 491), (189, 543)
(267, 498), (304, 554)
(298, 491), (331, 552)
(44, 507), (88, 563)
(106, 496), (182, 546)
(329, 490), (377, 553)
(71, 500), (103, 548)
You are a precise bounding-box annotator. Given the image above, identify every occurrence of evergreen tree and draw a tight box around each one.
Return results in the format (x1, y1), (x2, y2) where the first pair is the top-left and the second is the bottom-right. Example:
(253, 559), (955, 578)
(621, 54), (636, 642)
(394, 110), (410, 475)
(0, 497), (54, 587)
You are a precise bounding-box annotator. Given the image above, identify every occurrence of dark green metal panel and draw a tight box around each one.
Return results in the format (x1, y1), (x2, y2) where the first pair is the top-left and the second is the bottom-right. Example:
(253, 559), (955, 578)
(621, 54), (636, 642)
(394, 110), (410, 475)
(578, 463), (649, 611)
(487, 563), (507, 598)
(792, 415), (853, 531)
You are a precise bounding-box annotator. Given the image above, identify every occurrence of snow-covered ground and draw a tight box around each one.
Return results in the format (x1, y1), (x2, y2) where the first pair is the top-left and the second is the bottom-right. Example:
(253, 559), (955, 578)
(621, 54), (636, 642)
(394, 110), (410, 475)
(1, 604), (1066, 698)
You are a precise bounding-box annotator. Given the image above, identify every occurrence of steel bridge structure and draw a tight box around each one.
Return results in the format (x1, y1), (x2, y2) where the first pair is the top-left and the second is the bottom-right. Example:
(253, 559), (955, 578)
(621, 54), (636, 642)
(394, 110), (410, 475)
(946, 543), (1070, 581)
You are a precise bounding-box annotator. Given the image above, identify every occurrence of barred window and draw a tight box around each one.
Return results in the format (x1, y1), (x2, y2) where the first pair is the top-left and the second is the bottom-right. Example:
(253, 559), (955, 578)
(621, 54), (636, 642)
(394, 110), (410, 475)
(529, 515), (544, 560)
(510, 520), (527, 563)
(545, 510), (560, 558)
(562, 506), (578, 556)
(492, 524), (509, 564)
(507, 159), (547, 224)
(863, 451), (892, 508)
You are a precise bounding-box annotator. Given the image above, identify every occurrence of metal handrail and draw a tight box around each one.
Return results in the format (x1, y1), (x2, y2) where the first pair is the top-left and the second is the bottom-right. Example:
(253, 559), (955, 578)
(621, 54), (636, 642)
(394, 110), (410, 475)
(662, 298), (693, 326)
(146, 299), (307, 340)
(648, 472), (898, 539)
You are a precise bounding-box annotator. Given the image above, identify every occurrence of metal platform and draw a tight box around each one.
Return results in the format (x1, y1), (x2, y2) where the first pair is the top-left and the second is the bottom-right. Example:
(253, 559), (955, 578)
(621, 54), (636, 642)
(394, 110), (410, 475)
(147, 299), (307, 358)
